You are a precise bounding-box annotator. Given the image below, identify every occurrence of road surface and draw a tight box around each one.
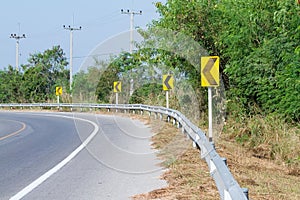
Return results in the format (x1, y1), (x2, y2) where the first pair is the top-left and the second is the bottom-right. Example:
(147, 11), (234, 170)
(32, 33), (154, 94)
(0, 111), (166, 200)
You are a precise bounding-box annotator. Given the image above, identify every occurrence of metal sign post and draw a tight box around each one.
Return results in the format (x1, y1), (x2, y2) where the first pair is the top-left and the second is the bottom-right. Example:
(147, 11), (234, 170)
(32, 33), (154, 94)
(166, 90), (169, 109)
(116, 93), (119, 105)
(208, 87), (213, 142)
(201, 56), (219, 142)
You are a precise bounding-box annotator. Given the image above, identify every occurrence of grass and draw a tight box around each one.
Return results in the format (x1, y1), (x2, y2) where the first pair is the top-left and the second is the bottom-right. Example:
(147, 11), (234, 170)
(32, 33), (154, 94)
(224, 114), (300, 171)
(133, 119), (219, 199)
(132, 113), (300, 200)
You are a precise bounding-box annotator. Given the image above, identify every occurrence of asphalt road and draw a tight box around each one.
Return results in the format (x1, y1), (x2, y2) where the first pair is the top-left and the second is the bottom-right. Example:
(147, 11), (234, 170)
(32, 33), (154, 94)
(0, 112), (166, 200)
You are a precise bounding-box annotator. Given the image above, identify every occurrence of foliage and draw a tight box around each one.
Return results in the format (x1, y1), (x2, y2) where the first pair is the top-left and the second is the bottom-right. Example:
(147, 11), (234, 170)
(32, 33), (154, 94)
(0, 46), (69, 103)
(73, 66), (102, 103)
(0, 66), (23, 103)
(129, 83), (164, 104)
(216, 0), (300, 121)
(152, 0), (300, 121)
(225, 100), (300, 166)
(94, 55), (127, 103)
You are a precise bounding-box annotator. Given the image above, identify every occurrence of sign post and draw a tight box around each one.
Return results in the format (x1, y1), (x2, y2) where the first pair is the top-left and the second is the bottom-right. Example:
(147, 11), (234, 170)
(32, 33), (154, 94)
(201, 56), (219, 142)
(55, 86), (63, 104)
(114, 81), (121, 105)
(163, 75), (174, 108)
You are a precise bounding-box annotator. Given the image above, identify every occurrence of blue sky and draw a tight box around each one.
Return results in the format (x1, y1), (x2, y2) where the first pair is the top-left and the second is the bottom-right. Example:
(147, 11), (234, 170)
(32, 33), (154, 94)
(0, 0), (165, 73)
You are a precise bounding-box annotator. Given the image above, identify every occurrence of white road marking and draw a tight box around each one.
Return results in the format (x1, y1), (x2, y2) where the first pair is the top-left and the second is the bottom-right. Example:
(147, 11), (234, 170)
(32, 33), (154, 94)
(9, 114), (99, 200)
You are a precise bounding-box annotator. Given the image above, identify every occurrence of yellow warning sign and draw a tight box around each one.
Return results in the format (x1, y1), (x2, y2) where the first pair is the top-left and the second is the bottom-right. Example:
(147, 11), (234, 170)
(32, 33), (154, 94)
(163, 75), (174, 91)
(55, 86), (62, 96)
(201, 56), (219, 87)
(114, 81), (121, 93)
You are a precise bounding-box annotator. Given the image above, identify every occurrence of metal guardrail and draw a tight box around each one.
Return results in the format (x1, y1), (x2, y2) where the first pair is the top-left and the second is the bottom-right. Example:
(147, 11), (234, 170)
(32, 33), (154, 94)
(0, 103), (249, 200)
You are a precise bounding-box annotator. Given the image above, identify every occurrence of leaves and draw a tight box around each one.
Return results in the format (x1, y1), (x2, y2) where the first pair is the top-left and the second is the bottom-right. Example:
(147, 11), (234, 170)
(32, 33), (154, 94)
(150, 0), (300, 121)
(0, 46), (69, 103)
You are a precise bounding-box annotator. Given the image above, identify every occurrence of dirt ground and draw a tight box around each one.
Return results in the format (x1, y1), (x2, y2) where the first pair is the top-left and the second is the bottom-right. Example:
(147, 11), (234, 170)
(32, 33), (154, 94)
(132, 116), (300, 200)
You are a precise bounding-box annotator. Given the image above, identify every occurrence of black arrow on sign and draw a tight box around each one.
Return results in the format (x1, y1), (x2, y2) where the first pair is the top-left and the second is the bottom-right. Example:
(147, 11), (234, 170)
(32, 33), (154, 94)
(164, 75), (172, 90)
(202, 58), (217, 86)
(115, 82), (121, 92)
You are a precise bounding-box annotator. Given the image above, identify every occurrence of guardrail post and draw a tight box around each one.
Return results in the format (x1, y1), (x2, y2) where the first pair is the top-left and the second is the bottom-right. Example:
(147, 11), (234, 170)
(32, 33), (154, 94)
(187, 127), (192, 139)
(221, 157), (227, 166)
(210, 141), (216, 150)
(242, 188), (249, 199)
(182, 127), (185, 134)
(193, 134), (201, 150)
(177, 119), (181, 128)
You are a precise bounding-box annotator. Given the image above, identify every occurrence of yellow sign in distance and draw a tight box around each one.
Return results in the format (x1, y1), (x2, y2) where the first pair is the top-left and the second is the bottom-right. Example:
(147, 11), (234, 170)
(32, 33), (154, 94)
(114, 81), (121, 93)
(163, 75), (174, 91)
(55, 86), (62, 96)
(201, 56), (220, 87)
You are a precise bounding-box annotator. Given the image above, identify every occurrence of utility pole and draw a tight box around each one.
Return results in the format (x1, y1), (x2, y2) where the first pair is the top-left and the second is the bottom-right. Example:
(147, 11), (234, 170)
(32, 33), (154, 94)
(121, 9), (142, 96)
(63, 25), (82, 93)
(10, 33), (26, 71)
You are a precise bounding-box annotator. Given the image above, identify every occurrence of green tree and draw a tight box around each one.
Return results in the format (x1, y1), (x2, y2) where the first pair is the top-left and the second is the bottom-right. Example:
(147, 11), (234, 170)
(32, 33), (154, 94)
(129, 83), (164, 104)
(73, 66), (102, 103)
(95, 58), (124, 103)
(21, 45), (69, 102)
(0, 66), (23, 103)
(151, 0), (300, 121)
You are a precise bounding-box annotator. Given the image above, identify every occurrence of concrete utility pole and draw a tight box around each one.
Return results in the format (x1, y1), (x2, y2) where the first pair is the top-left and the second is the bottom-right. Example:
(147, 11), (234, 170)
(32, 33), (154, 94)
(63, 25), (81, 92)
(10, 33), (26, 71)
(121, 9), (142, 96)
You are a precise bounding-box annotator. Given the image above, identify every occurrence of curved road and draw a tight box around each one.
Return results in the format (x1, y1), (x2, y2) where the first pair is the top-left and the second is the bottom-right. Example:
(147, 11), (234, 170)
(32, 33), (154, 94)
(0, 112), (166, 200)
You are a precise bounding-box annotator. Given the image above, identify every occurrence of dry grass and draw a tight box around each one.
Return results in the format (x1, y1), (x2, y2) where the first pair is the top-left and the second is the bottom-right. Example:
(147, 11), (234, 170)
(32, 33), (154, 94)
(216, 137), (300, 200)
(132, 117), (219, 200)
(131, 115), (300, 200)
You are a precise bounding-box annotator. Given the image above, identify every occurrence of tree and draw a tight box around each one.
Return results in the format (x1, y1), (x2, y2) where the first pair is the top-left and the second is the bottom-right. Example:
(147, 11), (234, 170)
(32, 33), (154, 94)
(151, 0), (300, 121)
(73, 66), (102, 103)
(21, 45), (69, 102)
(0, 66), (23, 103)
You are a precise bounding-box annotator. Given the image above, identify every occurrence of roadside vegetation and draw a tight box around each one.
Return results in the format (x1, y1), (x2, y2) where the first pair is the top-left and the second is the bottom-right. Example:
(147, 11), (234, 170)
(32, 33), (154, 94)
(131, 118), (300, 199)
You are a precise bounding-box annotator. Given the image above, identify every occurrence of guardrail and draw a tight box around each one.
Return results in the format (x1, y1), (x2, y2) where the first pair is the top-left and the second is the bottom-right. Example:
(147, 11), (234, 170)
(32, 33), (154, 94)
(0, 103), (249, 200)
